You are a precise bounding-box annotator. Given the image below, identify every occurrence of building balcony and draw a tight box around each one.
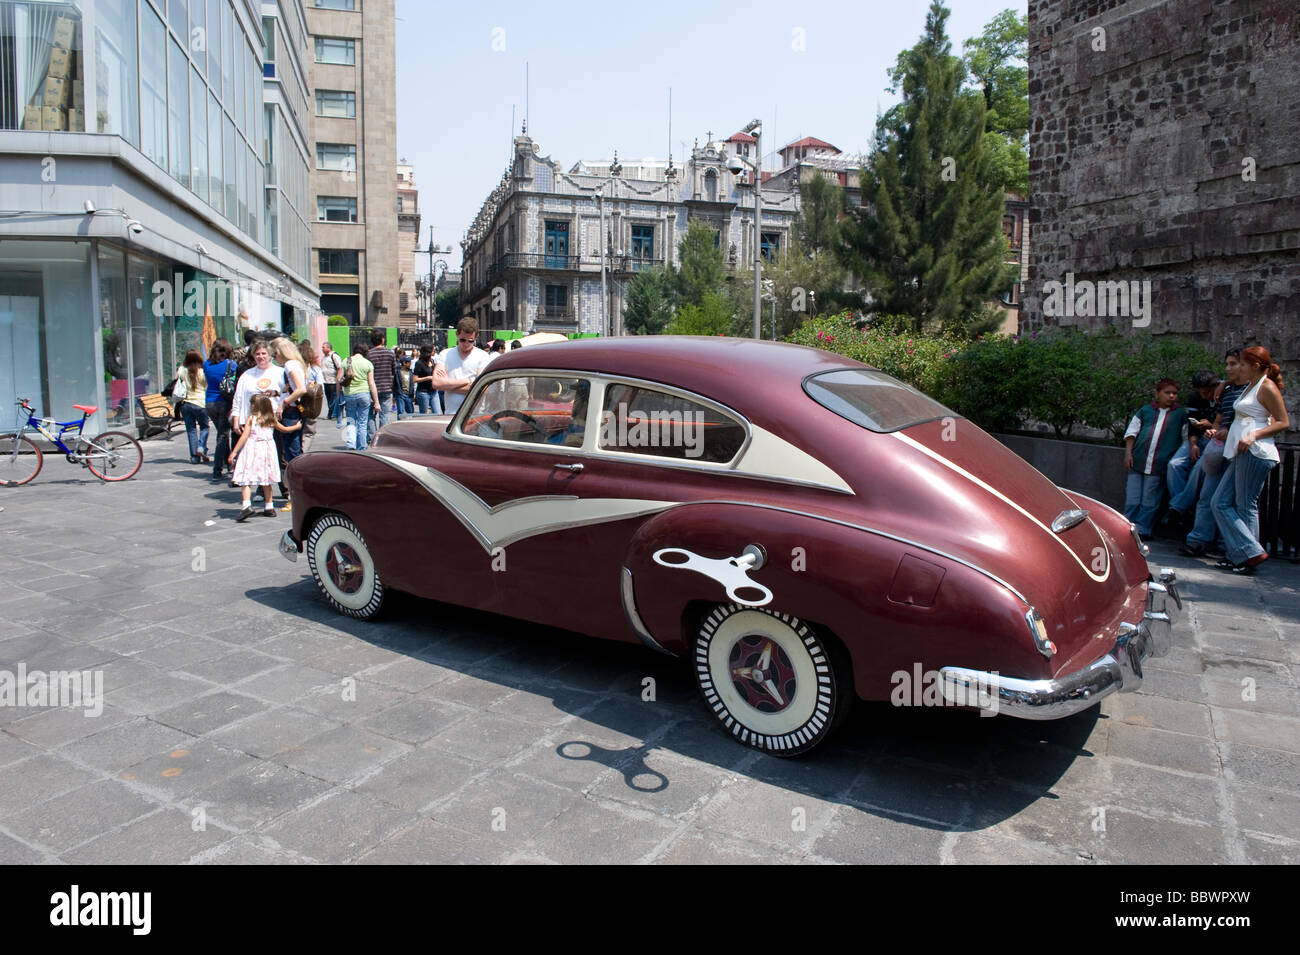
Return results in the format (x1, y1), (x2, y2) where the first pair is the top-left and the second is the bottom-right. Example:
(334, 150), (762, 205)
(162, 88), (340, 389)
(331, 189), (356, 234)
(611, 255), (663, 274)
(539, 306), (576, 323)
(490, 252), (580, 273)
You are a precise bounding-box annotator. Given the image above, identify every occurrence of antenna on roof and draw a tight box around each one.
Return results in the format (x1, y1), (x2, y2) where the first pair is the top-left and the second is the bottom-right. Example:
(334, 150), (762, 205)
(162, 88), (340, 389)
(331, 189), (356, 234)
(525, 62), (530, 135)
(666, 88), (676, 179)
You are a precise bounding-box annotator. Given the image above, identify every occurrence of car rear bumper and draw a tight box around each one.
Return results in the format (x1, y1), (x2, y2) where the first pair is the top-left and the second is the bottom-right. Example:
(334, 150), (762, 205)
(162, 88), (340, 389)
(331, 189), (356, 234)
(279, 529), (300, 562)
(939, 568), (1181, 720)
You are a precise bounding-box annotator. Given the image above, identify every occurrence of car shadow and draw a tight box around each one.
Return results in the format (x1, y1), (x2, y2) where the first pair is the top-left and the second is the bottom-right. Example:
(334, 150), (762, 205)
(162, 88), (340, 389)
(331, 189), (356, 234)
(244, 580), (1104, 832)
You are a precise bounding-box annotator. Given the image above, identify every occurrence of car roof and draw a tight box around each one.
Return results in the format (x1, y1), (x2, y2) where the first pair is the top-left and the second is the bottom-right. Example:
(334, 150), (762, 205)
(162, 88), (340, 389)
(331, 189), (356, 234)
(485, 337), (867, 419)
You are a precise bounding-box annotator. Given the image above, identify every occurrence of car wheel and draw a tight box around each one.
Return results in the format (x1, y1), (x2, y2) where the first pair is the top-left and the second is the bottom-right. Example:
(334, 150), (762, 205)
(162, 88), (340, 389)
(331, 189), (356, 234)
(306, 513), (386, 619)
(694, 604), (849, 757)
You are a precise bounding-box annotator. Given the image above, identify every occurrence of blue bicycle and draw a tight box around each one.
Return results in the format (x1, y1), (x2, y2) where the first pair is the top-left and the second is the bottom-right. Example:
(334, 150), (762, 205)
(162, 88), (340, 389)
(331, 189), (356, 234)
(1, 398), (143, 486)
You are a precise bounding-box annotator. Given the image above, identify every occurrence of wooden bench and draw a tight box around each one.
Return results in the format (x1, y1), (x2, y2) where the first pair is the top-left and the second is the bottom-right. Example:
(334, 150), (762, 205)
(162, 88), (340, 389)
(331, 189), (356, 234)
(136, 393), (181, 440)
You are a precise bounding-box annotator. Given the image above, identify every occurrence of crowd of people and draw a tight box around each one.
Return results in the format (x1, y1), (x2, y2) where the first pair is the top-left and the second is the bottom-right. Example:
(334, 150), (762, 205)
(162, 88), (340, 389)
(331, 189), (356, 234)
(168, 317), (506, 521)
(1124, 345), (1289, 575)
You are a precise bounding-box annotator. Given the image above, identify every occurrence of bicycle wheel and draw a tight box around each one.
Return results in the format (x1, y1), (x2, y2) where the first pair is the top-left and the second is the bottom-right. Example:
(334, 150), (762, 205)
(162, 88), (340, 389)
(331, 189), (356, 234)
(83, 431), (143, 482)
(0, 433), (42, 486)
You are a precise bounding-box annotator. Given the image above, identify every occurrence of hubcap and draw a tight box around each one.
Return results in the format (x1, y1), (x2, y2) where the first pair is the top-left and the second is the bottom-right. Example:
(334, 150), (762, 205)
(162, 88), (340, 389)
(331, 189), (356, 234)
(728, 634), (798, 714)
(325, 542), (364, 594)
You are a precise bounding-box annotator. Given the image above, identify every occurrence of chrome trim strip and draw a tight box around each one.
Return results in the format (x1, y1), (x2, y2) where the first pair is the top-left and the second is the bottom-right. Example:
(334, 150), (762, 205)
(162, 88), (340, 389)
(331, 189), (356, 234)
(891, 431), (1110, 583)
(621, 567), (677, 657)
(278, 530), (299, 563)
(1051, 508), (1089, 533)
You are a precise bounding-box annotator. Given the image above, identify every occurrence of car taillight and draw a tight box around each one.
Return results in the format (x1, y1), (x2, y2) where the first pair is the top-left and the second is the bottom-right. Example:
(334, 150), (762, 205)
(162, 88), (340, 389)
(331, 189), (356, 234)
(1026, 608), (1056, 658)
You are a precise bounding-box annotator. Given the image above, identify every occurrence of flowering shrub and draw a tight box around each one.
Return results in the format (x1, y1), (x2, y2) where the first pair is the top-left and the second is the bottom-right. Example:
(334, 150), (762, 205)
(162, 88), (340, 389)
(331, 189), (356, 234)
(792, 314), (1221, 442)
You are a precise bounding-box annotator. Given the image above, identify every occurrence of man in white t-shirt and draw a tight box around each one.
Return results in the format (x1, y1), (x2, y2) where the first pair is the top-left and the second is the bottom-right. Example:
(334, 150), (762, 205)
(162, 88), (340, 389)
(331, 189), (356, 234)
(433, 317), (492, 415)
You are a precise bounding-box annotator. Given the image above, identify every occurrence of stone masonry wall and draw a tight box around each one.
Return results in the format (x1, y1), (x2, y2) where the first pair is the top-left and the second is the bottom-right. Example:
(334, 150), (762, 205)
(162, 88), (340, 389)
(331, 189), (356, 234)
(1027, 0), (1300, 424)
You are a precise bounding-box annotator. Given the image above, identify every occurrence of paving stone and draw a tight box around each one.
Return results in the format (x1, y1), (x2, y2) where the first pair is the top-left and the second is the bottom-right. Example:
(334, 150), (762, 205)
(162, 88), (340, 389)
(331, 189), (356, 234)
(422, 673), (515, 709)
(656, 828), (806, 864)
(1240, 835), (1300, 864)
(60, 718), (195, 773)
(180, 649), (283, 685)
(275, 723), (409, 784)
(589, 749), (727, 819)
(1106, 722), (1222, 776)
(209, 706), (341, 760)
(530, 797), (677, 864)
(431, 770), (580, 846)
(0, 753), (97, 816)
(425, 712), (539, 764)
(232, 665), (341, 706)
(0, 730), (38, 767)
(1105, 762), (1225, 827)
(131, 634), (231, 671)
(259, 789), (414, 863)
(124, 740), (261, 799)
(66, 808), (228, 864)
(152, 691), (272, 736)
(0, 830), (48, 864)
(697, 776), (839, 852)
(1221, 741), (1300, 795)
(948, 829), (1083, 864)
(356, 818), (503, 864)
(1103, 693), (1213, 737)
(355, 745), (481, 813)
(1230, 784), (1300, 842)
(197, 763), (333, 831)
(5, 703), (130, 748)
(812, 805), (951, 864)
(358, 697), (466, 745)
(4, 779), (160, 852)
(1213, 708), (1300, 755)
(104, 671), (214, 716)
(1089, 809), (1231, 865)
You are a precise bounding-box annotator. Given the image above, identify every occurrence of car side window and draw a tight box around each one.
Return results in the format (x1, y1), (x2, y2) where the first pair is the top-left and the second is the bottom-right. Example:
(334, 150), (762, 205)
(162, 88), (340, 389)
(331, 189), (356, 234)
(461, 376), (591, 447)
(598, 383), (746, 463)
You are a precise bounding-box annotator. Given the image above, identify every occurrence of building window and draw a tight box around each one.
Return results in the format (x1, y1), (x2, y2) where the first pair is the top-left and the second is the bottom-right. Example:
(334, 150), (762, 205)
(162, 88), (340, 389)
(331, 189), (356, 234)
(543, 285), (569, 314)
(631, 225), (654, 260)
(313, 0), (356, 9)
(317, 196), (358, 222)
(544, 221), (569, 267)
(316, 142), (356, 171)
(314, 37), (355, 65)
(140, 4), (168, 168)
(319, 249), (359, 276)
(167, 38), (190, 188)
(760, 232), (780, 262)
(1002, 213), (1021, 252)
(315, 89), (356, 118)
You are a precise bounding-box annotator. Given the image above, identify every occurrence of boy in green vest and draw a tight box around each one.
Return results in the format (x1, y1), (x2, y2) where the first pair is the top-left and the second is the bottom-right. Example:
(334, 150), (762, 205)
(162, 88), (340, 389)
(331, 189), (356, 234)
(1123, 379), (1191, 536)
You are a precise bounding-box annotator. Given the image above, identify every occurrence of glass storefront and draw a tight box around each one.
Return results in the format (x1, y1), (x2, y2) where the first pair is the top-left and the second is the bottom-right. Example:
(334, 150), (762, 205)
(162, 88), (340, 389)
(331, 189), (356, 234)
(2, 239), (250, 432)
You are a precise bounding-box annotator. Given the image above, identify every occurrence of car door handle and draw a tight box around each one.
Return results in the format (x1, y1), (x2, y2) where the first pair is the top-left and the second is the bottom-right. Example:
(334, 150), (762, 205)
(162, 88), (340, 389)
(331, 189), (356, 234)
(553, 463), (583, 472)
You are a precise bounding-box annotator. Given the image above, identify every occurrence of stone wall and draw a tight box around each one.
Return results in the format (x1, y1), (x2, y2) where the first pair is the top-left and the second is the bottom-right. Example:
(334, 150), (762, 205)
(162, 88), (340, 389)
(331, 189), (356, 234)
(1026, 0), (1300, 429)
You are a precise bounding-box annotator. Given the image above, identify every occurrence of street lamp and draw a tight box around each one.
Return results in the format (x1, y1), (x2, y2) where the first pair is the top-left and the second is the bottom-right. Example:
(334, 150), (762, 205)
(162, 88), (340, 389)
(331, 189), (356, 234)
(726, 118), (763, 339)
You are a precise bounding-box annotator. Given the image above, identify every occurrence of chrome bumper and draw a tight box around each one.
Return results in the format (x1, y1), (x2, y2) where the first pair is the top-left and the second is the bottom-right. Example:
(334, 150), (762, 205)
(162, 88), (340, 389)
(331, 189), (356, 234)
(278, 529), (299, 563)
(940, 569), (1181, 720)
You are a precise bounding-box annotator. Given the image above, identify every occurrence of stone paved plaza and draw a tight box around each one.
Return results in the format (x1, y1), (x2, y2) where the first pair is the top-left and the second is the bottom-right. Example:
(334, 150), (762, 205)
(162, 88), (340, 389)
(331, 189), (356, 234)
(1, 435), (1297, 864)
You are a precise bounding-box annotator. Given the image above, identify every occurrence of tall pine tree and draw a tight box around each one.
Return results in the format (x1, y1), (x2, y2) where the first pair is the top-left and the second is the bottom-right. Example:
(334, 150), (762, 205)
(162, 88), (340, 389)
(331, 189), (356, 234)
(840, 1), (1015, 335)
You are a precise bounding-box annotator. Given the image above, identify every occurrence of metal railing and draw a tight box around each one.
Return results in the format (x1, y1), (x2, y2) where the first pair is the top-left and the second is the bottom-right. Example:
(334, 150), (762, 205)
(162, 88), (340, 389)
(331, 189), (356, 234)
(1261, 443), (1300, 560)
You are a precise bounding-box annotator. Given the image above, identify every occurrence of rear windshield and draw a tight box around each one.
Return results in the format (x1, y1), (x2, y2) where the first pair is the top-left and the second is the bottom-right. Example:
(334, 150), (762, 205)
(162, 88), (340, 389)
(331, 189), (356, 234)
(804, 369), (958, 433)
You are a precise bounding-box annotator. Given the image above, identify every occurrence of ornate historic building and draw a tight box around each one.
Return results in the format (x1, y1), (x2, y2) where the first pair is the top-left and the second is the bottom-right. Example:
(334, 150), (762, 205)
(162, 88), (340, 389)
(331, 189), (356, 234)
(459, 130), (799, 335)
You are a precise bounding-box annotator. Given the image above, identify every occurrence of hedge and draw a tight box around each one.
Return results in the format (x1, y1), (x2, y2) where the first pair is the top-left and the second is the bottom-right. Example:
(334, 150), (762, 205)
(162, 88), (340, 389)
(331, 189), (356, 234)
(791, 314), (1221, 443)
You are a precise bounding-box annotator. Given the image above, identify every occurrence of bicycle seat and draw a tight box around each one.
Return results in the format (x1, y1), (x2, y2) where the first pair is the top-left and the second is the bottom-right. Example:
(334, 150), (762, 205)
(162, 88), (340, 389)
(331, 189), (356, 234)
(73, 404), (98, 415)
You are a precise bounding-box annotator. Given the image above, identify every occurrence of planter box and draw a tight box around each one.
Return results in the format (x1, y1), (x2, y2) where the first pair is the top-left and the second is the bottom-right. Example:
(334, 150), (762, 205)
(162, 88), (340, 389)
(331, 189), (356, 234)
(995, 433), (1127, 510)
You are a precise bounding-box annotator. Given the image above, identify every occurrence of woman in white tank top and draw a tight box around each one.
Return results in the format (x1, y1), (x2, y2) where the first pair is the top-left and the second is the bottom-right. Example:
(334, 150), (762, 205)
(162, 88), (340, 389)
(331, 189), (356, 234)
(1211, 346), (1290, 573)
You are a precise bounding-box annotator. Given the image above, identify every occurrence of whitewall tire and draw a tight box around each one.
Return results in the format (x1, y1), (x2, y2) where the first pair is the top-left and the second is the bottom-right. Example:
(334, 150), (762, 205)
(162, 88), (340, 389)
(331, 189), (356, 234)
(306, 513), (386, 620)
(694, 604), (848, 756)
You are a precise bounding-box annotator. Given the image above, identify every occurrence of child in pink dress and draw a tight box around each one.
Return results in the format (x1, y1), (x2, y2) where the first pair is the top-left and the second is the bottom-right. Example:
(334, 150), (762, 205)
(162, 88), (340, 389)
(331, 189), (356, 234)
(229, 394), (302, 522)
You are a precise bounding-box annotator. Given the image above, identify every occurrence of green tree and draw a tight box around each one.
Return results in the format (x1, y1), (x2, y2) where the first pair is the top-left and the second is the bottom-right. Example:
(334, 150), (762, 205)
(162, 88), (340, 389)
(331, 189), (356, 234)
(622, 266), (676, 335)
(963, 8), (1029, 196)
(433, 288), (460, 328)
(841, 1), (1016, 336)
(666, 290), (733, 336)
(674, 222), (728, 307)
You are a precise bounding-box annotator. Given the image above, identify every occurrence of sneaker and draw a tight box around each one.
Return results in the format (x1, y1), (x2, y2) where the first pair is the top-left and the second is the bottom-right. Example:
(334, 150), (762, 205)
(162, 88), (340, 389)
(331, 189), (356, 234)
(280, 502), (293, 512)
(236, 506), (253, 523)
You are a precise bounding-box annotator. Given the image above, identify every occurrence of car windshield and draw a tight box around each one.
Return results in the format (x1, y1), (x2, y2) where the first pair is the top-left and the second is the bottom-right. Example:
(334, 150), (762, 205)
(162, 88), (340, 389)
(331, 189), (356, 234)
(804, 368), (958, 433)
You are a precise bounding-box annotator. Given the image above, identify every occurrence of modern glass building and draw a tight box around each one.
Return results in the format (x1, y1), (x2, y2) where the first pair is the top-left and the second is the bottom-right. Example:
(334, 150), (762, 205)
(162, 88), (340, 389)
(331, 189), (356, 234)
(0, 0), (316, 433)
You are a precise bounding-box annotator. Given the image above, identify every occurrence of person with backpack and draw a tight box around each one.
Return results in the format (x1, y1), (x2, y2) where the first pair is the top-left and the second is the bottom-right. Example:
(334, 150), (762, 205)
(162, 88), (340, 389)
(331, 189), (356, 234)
(297, 339), (326, 454)
(320, 340), (344, 426)
(202, 338), (237, 482)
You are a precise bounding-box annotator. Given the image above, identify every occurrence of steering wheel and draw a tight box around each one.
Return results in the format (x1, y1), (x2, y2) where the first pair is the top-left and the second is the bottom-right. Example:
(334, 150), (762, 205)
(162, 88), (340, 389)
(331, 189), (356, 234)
(489, 408), (545, 439)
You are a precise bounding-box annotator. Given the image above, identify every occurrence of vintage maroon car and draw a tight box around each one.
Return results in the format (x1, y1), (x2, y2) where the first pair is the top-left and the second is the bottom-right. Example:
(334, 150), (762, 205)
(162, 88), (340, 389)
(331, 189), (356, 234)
(279, 337), (1182, 755)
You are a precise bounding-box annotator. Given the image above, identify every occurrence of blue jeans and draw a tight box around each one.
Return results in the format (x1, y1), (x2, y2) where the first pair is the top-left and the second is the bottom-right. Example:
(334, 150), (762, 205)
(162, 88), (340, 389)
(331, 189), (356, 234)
(1185, 466), (1225, 549)
(1212, 452), (1276, 565)
(1166, 443), (1202, 513)
(205, 400), (231, 476)
(397, 392), (413, 414)
(1124, 472), (1164, 537)
(368, 391), (392, 445)
(416, 391), (440, 414)
(343, 394), (372, 450)
(280, 405), (303, 463)
(180, 403), (210, 461)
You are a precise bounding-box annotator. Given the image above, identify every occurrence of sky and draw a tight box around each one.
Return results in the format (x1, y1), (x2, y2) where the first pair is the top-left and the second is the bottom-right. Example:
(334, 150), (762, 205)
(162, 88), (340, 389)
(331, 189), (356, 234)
(394, 0), (1027, 271)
